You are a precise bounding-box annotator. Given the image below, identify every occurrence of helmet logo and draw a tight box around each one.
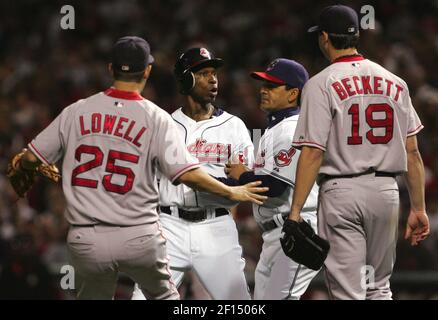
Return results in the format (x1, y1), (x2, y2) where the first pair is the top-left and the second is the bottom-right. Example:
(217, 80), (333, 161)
(199, 48), (211, 59)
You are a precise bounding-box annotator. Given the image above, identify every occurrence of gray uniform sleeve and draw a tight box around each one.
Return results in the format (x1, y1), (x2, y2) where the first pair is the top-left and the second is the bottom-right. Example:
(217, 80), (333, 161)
(292, 80), (332, 151)
(28, 107), (70, 164)
(405, 91), (424, 137)
(155, 113), (200, 184)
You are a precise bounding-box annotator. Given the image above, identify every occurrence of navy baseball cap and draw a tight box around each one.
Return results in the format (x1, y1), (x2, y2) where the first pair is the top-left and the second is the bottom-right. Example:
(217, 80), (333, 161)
(111, 36), (154, 73)
(308, 5), (359, 35)
(174, 47), (224, 76)
(251, 58), (309, 90)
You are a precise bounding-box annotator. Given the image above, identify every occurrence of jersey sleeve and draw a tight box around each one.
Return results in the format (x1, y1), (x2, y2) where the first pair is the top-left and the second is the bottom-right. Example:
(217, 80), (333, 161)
(155, 113), (200, 184)
(292, 79), (332, 151)
(254, 132), (297, 187)
(28, 106), (71, 164)
(405, 91), (424, 137)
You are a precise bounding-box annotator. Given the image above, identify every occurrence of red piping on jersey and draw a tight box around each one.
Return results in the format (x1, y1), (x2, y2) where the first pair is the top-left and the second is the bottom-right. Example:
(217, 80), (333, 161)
(332, 55), (365, 64)
(104, 88), (144, 100)
(28, 142), (50, 165)
(292, 141), (327, 151)
(407, 124), (424, 136)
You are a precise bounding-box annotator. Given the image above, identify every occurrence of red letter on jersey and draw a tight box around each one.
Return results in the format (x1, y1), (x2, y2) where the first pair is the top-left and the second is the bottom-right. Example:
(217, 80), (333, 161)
(133, 127), (146, 148)
(79, 115), (90, 136)
(114, 117), (128, 138)
(123, 120), (136, 142)
(374, 76), (383, 95)
(332, 82), (348, 100)
(394, 84), (404, 102)
(103, 115), (117, 134)
(91, 113), (102, 133)
(361, 76), (373, 94)
(341, 78), (356, 97)
(352, 76), (363, 95)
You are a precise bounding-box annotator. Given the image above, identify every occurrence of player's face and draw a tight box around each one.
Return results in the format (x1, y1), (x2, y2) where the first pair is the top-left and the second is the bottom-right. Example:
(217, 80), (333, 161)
(259, 82), (294, 113)
(191, 67), (218, 104)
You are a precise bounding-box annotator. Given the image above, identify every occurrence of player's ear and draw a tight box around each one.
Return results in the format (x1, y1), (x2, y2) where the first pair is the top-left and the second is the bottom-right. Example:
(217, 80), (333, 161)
(287, 88), (299, 104)
(144, 64), (152, 80)
(321, 31), (329, 42)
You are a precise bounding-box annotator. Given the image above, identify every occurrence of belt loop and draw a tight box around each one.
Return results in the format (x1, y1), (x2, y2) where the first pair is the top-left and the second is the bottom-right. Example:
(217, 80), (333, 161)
(170, 206), (179, 218)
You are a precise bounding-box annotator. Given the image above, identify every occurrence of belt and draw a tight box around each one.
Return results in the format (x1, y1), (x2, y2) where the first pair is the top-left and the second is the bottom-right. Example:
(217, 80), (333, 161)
(159, 206), (229, 222)
(259, 213), (289, 232)
(319, 169), (397, 185)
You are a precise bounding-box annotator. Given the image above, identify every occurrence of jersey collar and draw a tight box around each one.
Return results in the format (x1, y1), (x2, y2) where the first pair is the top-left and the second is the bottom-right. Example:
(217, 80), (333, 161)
(332, 54), (364, 64)
(104, 87), (144, 100)
(267, 107), (300, 129)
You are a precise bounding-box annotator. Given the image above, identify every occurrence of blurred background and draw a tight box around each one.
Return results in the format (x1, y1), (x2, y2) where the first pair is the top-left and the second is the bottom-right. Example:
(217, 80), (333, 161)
(0, 0), (437, 299)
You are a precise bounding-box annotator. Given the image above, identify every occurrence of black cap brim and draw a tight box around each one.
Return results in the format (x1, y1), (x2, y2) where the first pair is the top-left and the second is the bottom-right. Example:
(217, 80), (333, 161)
(307, 25), (320, 33)
(190, 58), (224, 72)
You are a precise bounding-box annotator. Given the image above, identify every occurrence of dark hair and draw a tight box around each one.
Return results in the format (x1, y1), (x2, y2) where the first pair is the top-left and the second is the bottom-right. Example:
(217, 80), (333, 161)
(113, 70), (145, 83)
(327, 33), (359, 50)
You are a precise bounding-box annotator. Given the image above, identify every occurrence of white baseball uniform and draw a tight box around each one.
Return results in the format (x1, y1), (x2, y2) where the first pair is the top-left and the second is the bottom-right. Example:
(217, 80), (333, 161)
(28, 87), (200, 299)
(293, 55), (424, 299)
(132, 107), (254, 300)
(251, 109), (320, 300)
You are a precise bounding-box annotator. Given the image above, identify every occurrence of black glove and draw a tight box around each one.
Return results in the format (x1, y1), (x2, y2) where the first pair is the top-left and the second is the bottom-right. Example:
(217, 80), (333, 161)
(280, 219), (330, 271)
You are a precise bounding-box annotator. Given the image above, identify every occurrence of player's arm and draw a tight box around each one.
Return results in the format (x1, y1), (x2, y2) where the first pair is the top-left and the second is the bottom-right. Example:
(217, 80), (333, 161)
(223, 163), (288, 197)
(288, 146), (324, 221)
(177, 167), (268, 205)
(403, 135), (429, 245)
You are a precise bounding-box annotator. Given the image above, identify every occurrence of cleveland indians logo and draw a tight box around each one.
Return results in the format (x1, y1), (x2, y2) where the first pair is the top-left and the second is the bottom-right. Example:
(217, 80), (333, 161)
(274, 146), (296, 167)
(199, 48), (211, 59)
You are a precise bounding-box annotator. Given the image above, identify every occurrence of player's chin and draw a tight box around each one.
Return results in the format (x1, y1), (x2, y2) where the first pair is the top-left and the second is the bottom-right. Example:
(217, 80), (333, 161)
(205, 93), (217, 103)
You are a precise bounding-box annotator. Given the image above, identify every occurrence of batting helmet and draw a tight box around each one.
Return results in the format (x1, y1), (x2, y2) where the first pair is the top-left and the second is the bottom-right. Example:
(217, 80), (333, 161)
(174, 47), (224, 95)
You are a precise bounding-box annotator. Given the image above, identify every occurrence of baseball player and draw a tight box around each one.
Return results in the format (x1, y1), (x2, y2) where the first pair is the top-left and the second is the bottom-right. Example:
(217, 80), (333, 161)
(225, 59), (320, 300)
(8, 37), (268, 300)
(132, 47), (254, 300)
(286, 5), (430, 299)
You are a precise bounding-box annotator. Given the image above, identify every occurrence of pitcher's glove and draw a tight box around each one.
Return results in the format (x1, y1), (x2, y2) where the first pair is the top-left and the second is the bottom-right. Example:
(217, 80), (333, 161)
(6, 149), (61, 198)
(280, 219), (330, 271)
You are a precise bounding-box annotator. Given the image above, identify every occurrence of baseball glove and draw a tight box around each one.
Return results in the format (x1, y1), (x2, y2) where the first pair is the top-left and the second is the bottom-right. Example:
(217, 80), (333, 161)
(280, 219), (330, 271)
(6, 149), (61, 198)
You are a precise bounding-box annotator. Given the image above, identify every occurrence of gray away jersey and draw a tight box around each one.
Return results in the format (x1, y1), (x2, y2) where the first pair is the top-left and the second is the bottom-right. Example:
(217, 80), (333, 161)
(292, 56), (423, 176)
(253, 115), (318, 224)
(159, 108), (254, 209)
(29, 88), (200, 226)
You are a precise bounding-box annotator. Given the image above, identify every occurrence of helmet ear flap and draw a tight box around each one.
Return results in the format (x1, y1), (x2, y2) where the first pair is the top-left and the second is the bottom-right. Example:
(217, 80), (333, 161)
(179, 70), (195, 95)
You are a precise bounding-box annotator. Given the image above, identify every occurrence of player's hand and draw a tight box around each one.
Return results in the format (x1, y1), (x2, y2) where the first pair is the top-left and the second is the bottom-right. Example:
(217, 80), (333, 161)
(404, 209), (430, 246)
(225, 161), (250, 180)
(228, 181), (268, 205)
